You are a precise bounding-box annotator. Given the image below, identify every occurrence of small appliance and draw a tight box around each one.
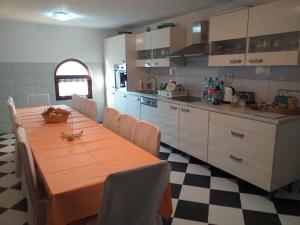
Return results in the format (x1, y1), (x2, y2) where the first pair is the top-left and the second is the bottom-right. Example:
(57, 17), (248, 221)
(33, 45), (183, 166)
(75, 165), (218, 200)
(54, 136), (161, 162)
(237, 91), (256, 104)
(114, 63), (127, 89)
(223, 86), (235, 103)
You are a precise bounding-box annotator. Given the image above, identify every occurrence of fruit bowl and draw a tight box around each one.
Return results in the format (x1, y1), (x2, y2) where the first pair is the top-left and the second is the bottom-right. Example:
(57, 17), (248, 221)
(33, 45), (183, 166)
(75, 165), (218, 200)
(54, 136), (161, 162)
(41, 107), (71, 123)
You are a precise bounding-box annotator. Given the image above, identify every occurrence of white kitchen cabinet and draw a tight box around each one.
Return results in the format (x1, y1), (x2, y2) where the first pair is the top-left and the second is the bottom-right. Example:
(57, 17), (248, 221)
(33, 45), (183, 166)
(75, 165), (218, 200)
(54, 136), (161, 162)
(179, 106), (209, 162)
(248, 0), (300, 37)
(209, 9), (249, 42)
(136, 27), (186, 67)
(106, 90), (116, 109)
(136, 32), (152, 51)
(157, 101), (179, 149)
(208, 8), (249, 66)
(208, 112), (300, 192)
(115, 91), (128, 114)
(246, 0), (300, 66)
(127, 93), (141, 119)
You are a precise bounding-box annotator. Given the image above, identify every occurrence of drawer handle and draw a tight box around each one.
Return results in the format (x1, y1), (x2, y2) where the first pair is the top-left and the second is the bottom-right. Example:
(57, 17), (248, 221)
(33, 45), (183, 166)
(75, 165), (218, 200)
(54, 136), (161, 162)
(229, 59), (242, 64)
(123, 95), (127, 98)
(181, 108), (190, 113)
(169, 105), (178, 110)
(111, 92), (115, 95)
(154, 62), (159, 65)
(133, 97), (140, 101)
(249, 58), (263, 63)
(230, 154), (243, 163)
(231, 131), (244, 139)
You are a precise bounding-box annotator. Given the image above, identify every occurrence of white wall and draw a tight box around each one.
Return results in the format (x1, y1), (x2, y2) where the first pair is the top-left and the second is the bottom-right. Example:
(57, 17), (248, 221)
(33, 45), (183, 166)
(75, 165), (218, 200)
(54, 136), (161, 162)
(0, 20), (111, 63)
(0, 20), (112, 132)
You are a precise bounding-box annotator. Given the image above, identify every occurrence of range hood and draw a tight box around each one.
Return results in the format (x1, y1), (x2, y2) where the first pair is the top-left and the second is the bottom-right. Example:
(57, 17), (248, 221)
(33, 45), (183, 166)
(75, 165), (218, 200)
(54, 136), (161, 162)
(170, 21), (209, 58)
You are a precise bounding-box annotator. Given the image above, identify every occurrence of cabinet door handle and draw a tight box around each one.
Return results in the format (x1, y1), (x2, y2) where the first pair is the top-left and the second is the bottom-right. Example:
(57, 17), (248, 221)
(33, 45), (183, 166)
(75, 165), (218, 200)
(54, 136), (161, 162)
(249, 58), (263, 63)
(111, 92), (115, 95)
(154, 62), (159, 66)
(181, 108), (190, 113)
(123, 95), (127, 98)
(229, 59), (242, 64)
(230, 154), (243, 163)
(231, 131), (244, 139)
(133, 97), (140, 101)
(144, 62), (151, 67)
(169, 105), (178, 110)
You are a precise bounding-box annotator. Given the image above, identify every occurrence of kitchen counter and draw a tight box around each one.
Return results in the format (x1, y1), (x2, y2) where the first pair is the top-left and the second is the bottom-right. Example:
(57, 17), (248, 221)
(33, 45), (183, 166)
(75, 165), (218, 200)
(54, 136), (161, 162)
(125, 90), (300, 125)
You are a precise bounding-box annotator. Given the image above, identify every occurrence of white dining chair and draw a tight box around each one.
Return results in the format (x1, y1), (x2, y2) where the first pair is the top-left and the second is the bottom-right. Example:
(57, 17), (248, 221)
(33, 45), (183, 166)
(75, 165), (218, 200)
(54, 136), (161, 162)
(117, 114), (138, 141)
(27, 94), (51, 107)
(72, 94), (87, 112)
(70, 161), (170, 225)
(84, 99), (97, 121)
(7, 97), (23, 178)
(103, 107), (121, 133)
(132, 120), (161, 157)
(16, 127), (49, 225)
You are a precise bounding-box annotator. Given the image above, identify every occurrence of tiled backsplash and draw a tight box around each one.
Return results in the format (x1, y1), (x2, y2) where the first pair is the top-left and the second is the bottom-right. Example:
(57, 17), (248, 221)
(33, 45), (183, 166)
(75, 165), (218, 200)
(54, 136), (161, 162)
(151, 58), (300, 103)
(0, 62), (105, 132)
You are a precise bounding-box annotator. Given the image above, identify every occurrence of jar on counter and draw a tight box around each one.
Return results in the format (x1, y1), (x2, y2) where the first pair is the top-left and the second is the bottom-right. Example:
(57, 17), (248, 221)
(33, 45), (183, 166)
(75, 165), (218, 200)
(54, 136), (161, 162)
(231, 95), (240, 108)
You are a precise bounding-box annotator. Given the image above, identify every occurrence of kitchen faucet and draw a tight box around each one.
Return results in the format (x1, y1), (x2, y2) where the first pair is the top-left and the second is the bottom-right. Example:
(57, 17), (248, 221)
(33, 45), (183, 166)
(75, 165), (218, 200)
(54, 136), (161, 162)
(146, 76), (158, 91)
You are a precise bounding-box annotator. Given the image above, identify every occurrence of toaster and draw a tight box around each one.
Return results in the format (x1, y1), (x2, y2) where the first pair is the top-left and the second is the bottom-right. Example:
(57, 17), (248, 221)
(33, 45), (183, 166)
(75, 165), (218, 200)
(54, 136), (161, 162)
(223, 86), (235, 103)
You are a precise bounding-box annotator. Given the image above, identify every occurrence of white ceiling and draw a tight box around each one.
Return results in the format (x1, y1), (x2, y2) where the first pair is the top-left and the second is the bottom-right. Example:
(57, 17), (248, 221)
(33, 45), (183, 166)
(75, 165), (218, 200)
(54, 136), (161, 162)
(0, 0), (235, 29)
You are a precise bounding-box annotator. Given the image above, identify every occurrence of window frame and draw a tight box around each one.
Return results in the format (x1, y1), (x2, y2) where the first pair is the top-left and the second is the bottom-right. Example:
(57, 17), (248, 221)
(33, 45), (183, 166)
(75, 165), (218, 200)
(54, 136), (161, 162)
(54, 58), (93, 101)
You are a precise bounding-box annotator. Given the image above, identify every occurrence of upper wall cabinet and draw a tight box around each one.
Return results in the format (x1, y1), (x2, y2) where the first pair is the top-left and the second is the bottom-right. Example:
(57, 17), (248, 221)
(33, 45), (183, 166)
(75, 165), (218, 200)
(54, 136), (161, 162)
(136, 27), (186, 67)
(208, 9), (249, 66)
(246, 0), (300, 66)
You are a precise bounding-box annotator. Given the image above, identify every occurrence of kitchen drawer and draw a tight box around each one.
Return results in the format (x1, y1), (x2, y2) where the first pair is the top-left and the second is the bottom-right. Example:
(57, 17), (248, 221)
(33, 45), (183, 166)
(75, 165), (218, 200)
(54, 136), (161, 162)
(210, 112), (276, 138)
(209, 122), (275, 165)
(208, 144), (272, 191)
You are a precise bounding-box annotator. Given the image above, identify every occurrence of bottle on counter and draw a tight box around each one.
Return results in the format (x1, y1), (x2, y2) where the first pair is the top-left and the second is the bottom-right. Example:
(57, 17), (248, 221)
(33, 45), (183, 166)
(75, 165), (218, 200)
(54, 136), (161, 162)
(201, 77), (208, 101)
(207, 77), (215, 103)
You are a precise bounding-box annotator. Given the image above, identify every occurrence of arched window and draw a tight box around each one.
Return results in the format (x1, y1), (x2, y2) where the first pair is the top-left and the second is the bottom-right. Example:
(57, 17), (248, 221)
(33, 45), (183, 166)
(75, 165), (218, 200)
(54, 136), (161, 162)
(54, 58), (93, 100)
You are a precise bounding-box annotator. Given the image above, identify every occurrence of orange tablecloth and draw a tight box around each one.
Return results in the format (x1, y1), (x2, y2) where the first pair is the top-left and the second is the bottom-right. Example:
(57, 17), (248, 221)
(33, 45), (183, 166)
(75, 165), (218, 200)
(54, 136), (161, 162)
(17, 105), (172, 225)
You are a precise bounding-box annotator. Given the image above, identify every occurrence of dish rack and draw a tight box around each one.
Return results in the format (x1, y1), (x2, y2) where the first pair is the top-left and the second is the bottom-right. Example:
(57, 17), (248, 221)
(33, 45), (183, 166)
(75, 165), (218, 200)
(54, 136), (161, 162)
(157, 90), (188, 98)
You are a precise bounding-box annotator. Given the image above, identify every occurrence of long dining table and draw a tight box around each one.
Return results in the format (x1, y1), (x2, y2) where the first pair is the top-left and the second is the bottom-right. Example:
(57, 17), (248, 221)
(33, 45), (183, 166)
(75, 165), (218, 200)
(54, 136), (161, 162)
(17, 105), (172, 225)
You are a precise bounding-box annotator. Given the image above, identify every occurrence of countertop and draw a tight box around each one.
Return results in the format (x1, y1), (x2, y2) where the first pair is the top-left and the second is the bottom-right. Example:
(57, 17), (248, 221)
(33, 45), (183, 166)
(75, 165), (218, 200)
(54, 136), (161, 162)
(122, 90), (300, 125)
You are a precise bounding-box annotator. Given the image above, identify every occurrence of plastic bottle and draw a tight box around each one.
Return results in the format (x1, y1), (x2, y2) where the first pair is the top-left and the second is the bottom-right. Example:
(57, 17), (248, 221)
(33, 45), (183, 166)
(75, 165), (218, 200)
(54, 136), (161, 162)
(207, 77), (215, 103)
(201, 77), (208, 101)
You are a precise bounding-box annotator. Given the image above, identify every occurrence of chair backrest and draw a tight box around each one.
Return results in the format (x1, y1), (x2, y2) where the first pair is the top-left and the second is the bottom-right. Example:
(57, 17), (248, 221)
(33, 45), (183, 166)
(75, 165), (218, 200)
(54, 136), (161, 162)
(7, 97), (22, 133)
(103, 107), (121, 133)
(95, 161), (171, 225)
(16, 127), (48, 225)
(117, 114), (138, 141)
(27, 94), (51, 107)
(84, 99), (97, 121)
(16, 127), (37, 201)
(132, 120), (161, 156)
(72, 94), (87, 113)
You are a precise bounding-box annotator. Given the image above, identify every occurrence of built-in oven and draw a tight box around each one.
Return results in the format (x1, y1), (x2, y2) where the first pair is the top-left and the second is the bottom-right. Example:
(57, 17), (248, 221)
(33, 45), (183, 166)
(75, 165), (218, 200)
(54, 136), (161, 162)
(114, 62), (127, 89)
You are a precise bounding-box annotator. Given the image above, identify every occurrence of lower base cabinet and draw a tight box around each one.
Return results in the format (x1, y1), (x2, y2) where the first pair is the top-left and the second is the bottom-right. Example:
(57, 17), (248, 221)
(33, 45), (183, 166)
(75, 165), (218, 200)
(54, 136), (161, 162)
(179, 106), (209, 162)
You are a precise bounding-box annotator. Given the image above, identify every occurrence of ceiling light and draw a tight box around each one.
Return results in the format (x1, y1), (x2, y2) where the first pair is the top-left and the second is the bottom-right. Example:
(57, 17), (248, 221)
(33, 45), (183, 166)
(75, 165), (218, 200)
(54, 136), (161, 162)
(51, 11), (74, 21)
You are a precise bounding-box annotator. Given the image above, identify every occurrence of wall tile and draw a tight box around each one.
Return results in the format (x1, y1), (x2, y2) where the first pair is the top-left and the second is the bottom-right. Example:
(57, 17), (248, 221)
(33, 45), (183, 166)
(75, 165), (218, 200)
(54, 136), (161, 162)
(0, 122), (11, 133)
(241, 79), (270, 103)
(269, 66), (300, 81)
(34, 63), (55, 75)
(14, 74), (35, 86)
(0, 98), (8, 110)
(219, 67), (244, 79)
(13, 63), (34, 75)
(0, 63), (13, 75)
(36, 85), (55, 97)
(0, 110), (10, 123)
(15, 97), (28, 108)
(0, 86), (15, 98)
(0, 75), (14, 86)
(242, 66), (270, 80)
(35, 74), (54, 86)
(15, 86), (36, 98)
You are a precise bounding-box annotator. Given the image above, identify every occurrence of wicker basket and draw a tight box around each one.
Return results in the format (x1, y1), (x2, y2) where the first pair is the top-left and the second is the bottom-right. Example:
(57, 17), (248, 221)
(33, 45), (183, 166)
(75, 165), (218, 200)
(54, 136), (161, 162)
(42, 113), (70, 123)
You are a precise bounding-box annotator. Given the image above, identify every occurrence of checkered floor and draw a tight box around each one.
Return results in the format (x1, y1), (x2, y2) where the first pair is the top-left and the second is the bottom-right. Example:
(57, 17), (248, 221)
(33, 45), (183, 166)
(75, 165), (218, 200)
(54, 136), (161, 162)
(0, 134), (299, 225)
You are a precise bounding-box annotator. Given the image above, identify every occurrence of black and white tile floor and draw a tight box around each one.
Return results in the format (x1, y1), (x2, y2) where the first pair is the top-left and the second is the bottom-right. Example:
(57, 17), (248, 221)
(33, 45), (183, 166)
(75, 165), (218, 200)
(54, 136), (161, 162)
(0, 133), (299, 225)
